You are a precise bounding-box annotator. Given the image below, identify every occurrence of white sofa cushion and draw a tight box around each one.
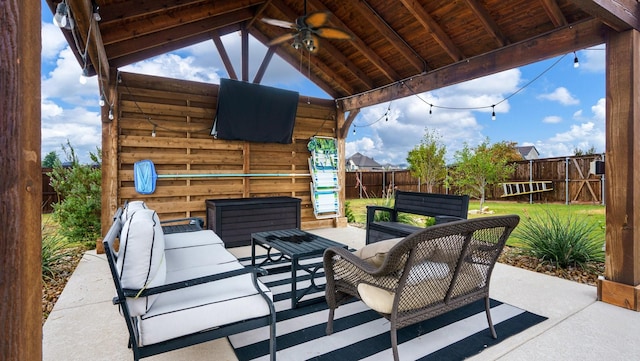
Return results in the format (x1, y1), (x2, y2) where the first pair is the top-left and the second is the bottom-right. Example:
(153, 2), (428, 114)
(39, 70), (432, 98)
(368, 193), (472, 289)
(164, 243), (238, 272)
(117, 209), (167, 317)
(163, 229), (224, 250)
(352, 238), (403, 267)
(120, 200), (148, 222)
(137, 261), (272, 346)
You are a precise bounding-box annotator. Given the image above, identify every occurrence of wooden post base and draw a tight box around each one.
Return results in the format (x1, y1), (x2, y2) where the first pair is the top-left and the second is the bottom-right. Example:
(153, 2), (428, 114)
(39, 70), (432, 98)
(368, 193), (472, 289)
(597, 278), (640, 311)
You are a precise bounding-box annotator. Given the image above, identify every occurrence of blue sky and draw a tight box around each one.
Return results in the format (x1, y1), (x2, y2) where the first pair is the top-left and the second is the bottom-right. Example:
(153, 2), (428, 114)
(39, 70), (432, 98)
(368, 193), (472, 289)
(41, 2), (606, 165)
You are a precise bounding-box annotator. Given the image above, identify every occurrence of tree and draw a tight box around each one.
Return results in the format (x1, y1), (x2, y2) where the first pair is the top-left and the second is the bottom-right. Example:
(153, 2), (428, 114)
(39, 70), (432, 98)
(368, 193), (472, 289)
(406, 129), (447, 193)
(574, 145), (599, 156)
(42, 151), (60, 168)
(451, 138), (517, 210)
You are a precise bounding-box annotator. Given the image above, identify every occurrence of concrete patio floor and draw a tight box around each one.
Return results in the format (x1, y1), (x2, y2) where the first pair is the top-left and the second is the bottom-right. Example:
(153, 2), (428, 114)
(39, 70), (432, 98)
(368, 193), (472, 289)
(43, 226), (640, 361)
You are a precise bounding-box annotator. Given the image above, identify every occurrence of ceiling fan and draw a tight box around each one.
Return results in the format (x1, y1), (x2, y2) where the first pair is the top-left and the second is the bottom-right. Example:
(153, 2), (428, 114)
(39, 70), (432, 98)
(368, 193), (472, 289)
(261, 1), (352, 53)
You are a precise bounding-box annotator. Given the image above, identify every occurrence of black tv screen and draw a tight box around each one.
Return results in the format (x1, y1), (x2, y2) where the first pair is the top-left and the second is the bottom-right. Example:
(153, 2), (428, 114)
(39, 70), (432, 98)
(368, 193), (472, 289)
(211, 78), (299, 144)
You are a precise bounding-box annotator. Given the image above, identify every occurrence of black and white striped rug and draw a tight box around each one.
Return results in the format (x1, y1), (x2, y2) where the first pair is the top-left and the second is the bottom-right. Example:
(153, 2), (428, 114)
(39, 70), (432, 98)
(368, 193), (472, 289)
(231, 256), (546, 361)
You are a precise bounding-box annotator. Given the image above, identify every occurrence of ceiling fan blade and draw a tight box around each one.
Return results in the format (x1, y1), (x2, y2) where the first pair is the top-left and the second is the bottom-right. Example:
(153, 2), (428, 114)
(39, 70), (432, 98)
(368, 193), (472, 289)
(267, 32), (297, 46)
(304, 11), (329, 28)
(261, 17), (296, 29)
(315, 27), (352, 40)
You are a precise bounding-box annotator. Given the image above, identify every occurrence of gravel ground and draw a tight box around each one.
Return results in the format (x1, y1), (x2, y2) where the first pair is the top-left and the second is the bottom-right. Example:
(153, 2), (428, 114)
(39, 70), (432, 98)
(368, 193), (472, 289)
(41, 238), (605, 324)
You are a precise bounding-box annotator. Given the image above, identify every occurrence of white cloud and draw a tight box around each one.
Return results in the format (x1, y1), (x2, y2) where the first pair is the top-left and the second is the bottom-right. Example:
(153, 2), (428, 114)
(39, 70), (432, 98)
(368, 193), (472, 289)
(579, 46), (606, 73)
(41, 22), (68, 60)
(543, 115), (562, 124)
(538, 87), (579, 105)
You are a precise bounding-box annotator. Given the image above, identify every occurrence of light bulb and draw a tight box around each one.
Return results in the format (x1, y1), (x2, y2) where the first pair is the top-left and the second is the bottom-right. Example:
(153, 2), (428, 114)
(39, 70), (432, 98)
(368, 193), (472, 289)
(573, 54), (580, 68)
(79, 67), (89, 84)
(491, 105), (496, 121)
(151, 125), (157, 137)
(108, 108), (114, 120)
(79, 74), (87, 84)
(99, 94), (106, 107)
(352, 127), (356, 135)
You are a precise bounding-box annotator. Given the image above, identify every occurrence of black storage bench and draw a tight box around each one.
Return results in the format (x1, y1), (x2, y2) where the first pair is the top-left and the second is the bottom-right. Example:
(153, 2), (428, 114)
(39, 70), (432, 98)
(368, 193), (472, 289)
(206, 197), (301, 247)
(365, 191), (470, 244)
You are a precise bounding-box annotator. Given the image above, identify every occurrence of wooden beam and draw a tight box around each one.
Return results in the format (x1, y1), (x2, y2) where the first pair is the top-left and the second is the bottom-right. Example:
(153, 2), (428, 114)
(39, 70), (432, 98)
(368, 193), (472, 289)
(339, 109), (360, 139)
(212, 31), (238, 80)
(100, 68), (120, 251)
(0, 1), (42, 359)
(353, 0), (426, 72)
(572, 0), (640, 32)
(463, 0), (510, 46)
(246, 0), (273, 29)
(601, 29), (640, 289)
(399, 0), (465, 61)
(306, 0), (400, 82)
(540, 0), (568, 27)
(253, 47), (276, 83)
(339, 18), (608, 111)
(242, 26), (249, 81)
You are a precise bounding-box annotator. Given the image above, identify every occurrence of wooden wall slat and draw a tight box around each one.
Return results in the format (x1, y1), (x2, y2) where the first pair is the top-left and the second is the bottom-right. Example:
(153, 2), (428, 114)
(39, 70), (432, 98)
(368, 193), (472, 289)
(115, 72), (339, 230)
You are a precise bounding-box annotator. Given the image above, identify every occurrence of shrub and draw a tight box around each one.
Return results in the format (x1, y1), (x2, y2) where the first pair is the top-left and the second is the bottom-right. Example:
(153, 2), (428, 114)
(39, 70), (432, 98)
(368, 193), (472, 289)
(42, 225), (75, 279)
(372, 186), (421, 226)
(513, 208), (604, 268)
(48, 141), (102, 246)
(344, 201), (356, 223)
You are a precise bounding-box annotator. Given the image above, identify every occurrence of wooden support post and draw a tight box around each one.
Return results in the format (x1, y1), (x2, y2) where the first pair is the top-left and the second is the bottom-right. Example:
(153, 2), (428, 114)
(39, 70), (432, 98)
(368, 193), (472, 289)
(0, 1), (42, 359)
(599, 29), (640, 310)
(335, 107), (348, 227)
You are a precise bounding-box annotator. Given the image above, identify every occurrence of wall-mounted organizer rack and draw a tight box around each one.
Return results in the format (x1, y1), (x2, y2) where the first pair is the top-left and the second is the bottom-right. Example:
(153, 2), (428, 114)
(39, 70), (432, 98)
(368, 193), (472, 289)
(307, 136), (340, 219)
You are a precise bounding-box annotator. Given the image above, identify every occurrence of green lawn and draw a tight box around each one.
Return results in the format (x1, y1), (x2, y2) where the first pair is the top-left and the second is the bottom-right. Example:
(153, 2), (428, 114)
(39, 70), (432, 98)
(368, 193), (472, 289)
(345, 198), (606, 246)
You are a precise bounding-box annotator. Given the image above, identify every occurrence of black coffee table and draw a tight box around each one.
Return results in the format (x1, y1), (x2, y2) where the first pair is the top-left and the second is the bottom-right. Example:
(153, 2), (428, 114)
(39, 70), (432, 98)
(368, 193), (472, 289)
(251, 229), (347, 308)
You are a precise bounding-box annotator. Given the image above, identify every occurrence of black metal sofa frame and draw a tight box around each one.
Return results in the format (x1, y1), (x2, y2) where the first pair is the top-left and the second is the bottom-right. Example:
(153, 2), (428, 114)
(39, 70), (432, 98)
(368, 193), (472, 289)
(103, 207), (276, 361)
(365, 191), (470, 244)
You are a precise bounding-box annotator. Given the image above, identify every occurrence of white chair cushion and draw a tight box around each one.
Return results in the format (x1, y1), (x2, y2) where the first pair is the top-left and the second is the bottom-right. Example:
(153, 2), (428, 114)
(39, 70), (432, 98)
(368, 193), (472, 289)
(117, 209), (166, 317)
(163, 229), (224, 250)
(137, 261), (272, 346)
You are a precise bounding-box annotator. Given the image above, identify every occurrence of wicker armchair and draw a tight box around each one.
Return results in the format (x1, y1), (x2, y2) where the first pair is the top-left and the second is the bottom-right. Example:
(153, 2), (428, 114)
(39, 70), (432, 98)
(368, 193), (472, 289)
(323, 215), (520, 361)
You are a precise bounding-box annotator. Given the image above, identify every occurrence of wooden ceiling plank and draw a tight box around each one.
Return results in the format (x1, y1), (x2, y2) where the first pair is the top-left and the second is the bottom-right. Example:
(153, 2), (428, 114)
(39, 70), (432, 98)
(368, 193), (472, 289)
(98, 0), (210, 24)
(100, 0), (264, 45)
(572, 0), (640, 32)
(353, 0), (426, 72)
(110, 23), (242, 68)
(211, 31), (238, 80)
(106, 9), (253, 64)
(540, 0), (568, 27)
(399, 0), (465, 61)
(246, 0), (273, 29)
(253, 47), (276, 83)
(266, 0), (374, 90)
(339, 18), (608, 111)
(306, 0), (400, 82)
(463, 0), (510, 46)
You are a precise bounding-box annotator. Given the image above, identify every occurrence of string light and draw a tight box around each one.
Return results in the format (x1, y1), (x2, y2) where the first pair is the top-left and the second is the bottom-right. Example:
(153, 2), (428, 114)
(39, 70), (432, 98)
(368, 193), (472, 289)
(108, 108), (114, 120)
(573, 51), (580, 68)
(99, 93), (106, 107)
(429, 104), (432, 115)
(491, 105), (496, 121)
(151, 125), (157, 137)
(79, 66), (88, 84)
(352, 126), (356, 135)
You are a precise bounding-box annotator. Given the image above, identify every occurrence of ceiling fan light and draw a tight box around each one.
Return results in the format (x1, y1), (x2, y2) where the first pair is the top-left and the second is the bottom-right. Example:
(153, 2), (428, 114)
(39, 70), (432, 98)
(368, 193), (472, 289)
(302, 32), (314, 47)
(292, 35), (303, 50)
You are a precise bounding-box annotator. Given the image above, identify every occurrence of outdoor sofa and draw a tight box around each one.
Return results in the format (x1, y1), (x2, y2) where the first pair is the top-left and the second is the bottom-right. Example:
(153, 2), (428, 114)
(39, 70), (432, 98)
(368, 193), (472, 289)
(103, 201), (276, 360)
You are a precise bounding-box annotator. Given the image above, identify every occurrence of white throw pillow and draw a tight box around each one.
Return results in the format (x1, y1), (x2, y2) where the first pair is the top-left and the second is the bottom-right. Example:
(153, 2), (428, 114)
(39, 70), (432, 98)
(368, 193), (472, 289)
(117, 209), (166, 316)
(353, 238), (403, 267)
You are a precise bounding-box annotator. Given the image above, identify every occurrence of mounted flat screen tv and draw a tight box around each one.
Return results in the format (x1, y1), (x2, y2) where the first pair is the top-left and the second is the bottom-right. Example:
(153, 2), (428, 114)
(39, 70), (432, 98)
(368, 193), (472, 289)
(211, 78), (299, 144)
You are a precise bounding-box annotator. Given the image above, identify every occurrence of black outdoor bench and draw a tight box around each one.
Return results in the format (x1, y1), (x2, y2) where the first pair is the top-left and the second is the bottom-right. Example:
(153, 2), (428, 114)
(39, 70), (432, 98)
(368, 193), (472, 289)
(365, 191), (470, 244)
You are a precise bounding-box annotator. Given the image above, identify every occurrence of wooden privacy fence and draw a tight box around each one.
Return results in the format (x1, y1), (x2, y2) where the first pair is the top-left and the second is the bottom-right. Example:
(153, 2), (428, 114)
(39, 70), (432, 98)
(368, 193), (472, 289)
(346, 154), (606, 204)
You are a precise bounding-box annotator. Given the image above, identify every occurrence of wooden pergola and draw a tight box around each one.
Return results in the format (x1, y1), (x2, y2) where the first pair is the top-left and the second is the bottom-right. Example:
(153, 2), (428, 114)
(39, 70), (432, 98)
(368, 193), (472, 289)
(3, 1), (640, 359)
